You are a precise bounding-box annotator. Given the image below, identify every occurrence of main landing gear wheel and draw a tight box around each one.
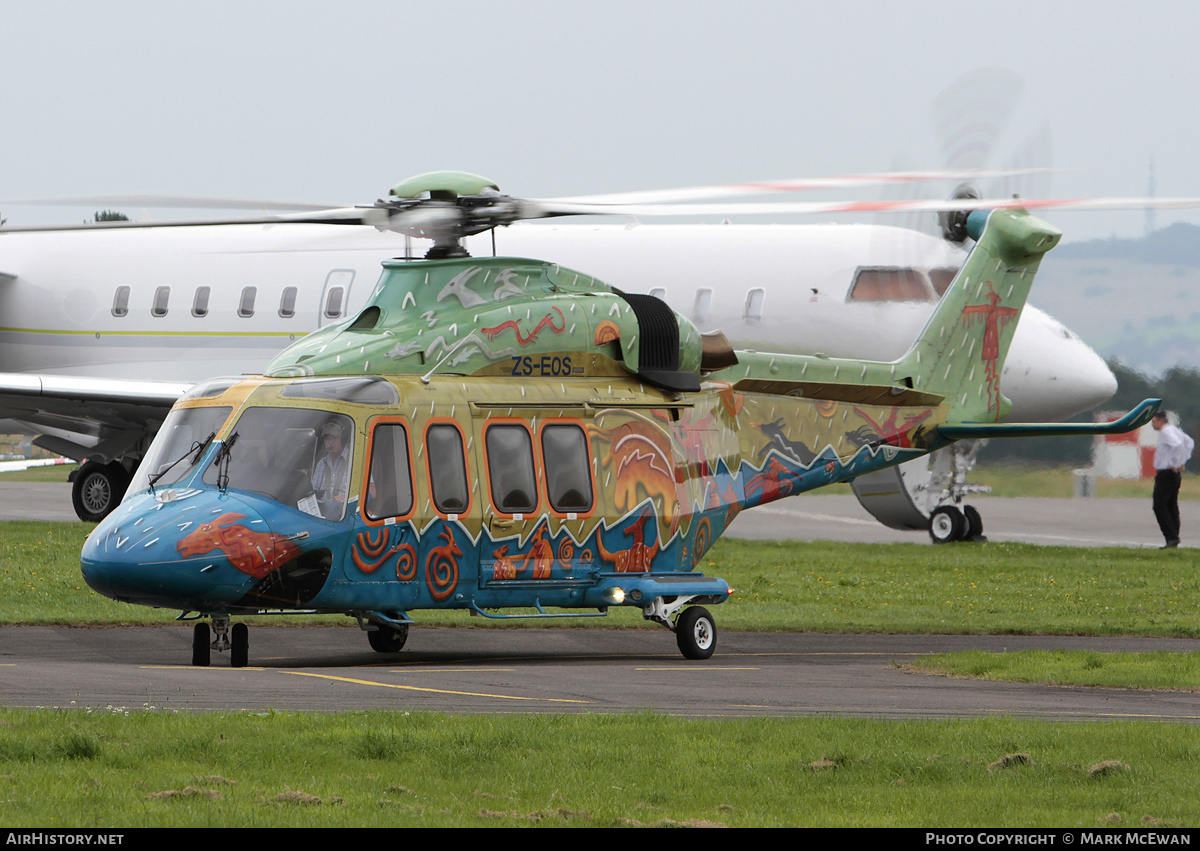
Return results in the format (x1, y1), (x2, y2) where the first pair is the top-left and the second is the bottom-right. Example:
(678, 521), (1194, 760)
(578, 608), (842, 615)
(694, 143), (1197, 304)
(231, 623), (249, 668)
(71, 461), (130, 522)
(367, 624), (409, 653)
(192, 623), (211, 667)
(929, 505), (966, 544)
(675, 606), (716, 660)
(963, 504), (985, 541)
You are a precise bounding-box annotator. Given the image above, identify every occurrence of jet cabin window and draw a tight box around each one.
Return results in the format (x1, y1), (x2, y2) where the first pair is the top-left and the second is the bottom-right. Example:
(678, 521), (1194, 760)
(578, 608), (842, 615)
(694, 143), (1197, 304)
(426, 424), (470, 515)
(111, 286), (130, 317)
(849, 268), (933, 302)
(192, 286), (211, 318)
(365, 423), (414, 521)
(324, 287), (344, 320)
(238, 286), (257, 318)
(152, 287), (170, 317)
(485, 424), (538, 515)
(279, 286), (298, 318)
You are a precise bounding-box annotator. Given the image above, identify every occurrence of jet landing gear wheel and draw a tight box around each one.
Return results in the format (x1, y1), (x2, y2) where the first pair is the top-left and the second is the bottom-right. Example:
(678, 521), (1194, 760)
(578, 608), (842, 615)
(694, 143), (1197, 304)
(367, 624), (409, 653)
(929, 505), (966, 544)
(231, 623), (249, 668)
(675, 607), (716, 660)
(192, 623), (210, 667)
(71, 461), (130, 522)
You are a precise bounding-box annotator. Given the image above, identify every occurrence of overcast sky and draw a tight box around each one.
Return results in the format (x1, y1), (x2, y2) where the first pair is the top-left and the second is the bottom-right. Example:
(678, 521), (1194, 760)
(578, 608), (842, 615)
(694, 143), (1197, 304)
(3, 0), (1198, 242)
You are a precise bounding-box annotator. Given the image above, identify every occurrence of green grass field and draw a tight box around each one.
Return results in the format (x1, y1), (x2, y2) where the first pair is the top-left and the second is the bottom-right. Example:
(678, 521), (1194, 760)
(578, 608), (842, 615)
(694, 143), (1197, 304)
(3, 503), (1200, 827)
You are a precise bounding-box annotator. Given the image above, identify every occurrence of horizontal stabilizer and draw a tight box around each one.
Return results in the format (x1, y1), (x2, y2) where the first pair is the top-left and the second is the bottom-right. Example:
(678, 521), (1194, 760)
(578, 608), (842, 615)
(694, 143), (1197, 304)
(938, 399), (1161, 440)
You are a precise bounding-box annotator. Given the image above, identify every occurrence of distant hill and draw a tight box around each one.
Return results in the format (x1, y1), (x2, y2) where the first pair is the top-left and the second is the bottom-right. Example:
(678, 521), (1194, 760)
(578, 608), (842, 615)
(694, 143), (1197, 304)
(1055, 222), (1200, 267)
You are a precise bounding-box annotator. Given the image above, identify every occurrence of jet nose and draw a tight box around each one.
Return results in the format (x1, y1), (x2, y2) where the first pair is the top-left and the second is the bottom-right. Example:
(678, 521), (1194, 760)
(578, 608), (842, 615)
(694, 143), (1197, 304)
(1003, 306), (1116, 422)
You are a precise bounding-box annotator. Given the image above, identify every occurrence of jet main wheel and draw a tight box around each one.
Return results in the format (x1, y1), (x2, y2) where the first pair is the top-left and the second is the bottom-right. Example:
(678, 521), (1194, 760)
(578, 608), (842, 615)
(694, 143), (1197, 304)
(675, 606), (716, 660)
(71, 461), (130, 522)
(929, 505), (967, 544)
(963, 505), (985, 541)
(231, 623), (249, 668)
(192, 623), (211, 667)
(368, 624), (409, 653)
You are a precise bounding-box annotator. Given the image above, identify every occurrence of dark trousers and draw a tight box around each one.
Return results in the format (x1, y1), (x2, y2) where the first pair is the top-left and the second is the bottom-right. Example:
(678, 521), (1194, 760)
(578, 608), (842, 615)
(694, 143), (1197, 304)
(1153, 469), (1182, 544)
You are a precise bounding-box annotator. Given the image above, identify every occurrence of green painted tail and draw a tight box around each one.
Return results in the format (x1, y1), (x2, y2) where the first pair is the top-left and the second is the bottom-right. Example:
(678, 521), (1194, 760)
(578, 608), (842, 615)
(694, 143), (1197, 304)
(898, 208), (1062, 423)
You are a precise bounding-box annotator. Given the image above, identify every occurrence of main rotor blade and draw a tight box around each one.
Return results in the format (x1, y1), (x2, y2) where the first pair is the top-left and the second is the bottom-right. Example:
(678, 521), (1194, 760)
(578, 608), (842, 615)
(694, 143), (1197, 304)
(0, 207), (383, 233)
(524, 195), (1200, 218)
(545, 168), (1061, 205)
(0, 195), (345, 211)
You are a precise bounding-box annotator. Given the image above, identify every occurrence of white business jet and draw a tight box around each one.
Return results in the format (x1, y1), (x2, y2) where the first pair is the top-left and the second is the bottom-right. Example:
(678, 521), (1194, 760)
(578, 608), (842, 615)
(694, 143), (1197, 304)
(0, 170), (1160, 535)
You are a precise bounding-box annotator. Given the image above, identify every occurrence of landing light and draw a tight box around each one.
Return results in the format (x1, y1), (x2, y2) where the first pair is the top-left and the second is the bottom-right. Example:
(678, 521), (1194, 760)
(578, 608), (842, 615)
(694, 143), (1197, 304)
(602, 587), (626, 605)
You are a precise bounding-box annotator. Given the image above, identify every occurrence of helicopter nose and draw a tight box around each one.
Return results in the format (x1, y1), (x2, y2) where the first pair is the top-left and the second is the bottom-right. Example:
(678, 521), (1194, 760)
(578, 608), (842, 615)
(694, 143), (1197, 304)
(1003, 305), (1117, 422)
(81, 493), (271, 609)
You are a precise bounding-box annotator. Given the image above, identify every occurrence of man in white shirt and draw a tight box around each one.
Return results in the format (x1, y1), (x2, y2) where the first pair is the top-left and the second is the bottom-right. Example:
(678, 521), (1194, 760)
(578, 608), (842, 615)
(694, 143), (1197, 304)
(312, 421), (352, 520)
(1151, 411), (1194, 549)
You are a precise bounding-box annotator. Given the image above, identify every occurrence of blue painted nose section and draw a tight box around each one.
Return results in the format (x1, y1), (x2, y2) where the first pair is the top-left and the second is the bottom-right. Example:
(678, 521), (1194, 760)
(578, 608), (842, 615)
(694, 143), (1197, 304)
(82, 490), (272, 610)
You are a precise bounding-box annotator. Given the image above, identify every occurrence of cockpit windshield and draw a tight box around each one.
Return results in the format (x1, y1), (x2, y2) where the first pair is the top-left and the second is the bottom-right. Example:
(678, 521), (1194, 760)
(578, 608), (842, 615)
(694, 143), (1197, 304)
(128, 406), (233, 496)
(201, 407), (355, 520)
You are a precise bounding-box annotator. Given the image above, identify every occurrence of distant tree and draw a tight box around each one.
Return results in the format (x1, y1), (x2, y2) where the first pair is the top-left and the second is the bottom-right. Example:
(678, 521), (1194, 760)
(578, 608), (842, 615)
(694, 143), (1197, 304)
(91, 210), (129, 223)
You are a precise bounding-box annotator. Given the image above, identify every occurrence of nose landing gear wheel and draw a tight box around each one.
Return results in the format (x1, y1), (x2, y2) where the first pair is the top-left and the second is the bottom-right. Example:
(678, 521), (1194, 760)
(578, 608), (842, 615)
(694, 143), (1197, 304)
(675, 606), (716, 660)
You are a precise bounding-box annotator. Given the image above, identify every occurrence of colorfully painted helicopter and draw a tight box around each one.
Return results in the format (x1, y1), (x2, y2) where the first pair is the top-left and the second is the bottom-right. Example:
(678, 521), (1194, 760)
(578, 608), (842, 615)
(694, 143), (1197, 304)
(80, 172), (1158, 665)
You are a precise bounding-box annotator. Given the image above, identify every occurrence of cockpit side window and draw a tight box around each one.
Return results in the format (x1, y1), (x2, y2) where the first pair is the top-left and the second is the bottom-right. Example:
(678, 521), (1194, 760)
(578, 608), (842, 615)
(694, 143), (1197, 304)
(485, 424), (538, 515)
(849, 268), (934, 302)
(426, 423), (470, 515)
(365, 422), (414, 521)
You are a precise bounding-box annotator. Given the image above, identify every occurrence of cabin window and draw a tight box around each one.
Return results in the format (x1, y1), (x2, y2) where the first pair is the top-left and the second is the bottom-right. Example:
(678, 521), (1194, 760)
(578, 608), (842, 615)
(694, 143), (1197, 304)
(649, 287), (667, 300)
(693, 288), (713, 325)
(192, 286), (211, 317)
(928, 268), (958, 297)
(279, 286), (298, 318)
(152, 286), (170, 317)
(426, 423), (469, 515)
(743, 288), (765, 322)
(485, 424), (538, 515)
(365, 423), (414, 520)
(324, 286), (345, 320)
(541, 424), (593, 513)
(849, 268), (931, 302)
(238, 286), (257, 318)
(111, 286), (130, 317)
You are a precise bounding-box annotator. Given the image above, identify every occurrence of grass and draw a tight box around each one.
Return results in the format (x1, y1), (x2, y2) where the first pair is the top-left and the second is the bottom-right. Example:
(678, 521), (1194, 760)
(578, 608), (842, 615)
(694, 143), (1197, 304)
(6, 522), (1199, 637)
(0, 709), (1196, 827)
(909, 650), (1200, 691)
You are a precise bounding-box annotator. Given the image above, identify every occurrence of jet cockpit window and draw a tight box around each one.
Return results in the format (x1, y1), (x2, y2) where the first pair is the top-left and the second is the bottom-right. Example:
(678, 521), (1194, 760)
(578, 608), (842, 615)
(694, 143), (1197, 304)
(201, 407), (355, 521)
(541, 424), (593, 513)
(365, 423), (414, 521)
(426, 423), (470, 515)
(111, 286), (130, 317)
(928, 268), (959, 297)
(128, 405), (232, 495)
(485, 424), (538, 515)
(849, 268), (933, 302)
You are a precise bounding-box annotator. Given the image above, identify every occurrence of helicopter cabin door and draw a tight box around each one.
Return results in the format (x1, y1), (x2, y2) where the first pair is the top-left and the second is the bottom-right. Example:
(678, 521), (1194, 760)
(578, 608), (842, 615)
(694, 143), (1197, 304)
(477, 416), (598, 591)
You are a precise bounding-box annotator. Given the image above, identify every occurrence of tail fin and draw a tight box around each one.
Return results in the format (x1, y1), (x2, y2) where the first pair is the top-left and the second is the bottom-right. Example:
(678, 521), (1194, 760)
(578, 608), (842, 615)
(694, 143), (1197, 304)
(898, 208), (1061, 422)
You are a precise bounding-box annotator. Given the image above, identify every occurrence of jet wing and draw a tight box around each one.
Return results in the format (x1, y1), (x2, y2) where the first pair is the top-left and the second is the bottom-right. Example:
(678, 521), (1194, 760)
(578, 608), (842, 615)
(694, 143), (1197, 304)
(0, 373), (192, 462)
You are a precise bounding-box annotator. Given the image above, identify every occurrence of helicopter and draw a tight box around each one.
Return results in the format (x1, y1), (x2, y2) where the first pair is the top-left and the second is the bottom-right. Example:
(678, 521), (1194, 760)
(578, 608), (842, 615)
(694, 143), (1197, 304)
(79, 172), (1158, 665)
